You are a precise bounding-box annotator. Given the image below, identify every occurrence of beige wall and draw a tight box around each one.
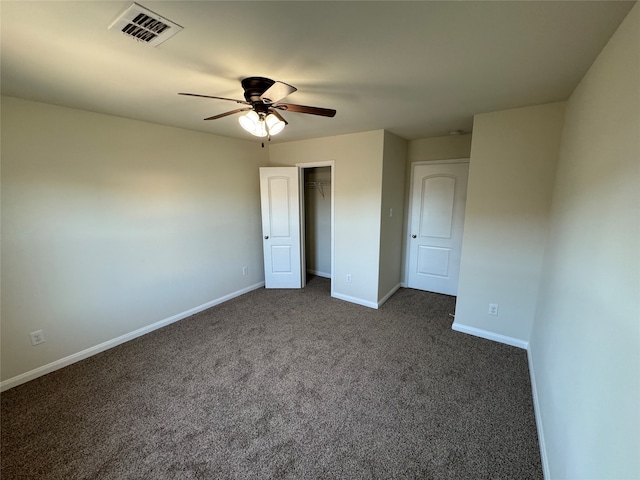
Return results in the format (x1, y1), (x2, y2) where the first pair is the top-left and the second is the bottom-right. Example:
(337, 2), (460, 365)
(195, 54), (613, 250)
(378, 131), (407, 301)
(530, 4), (639, 478)
(408, 134), (472, 163)
(453, 102), (565, 344)
(1, 96), (269, 383)
(268, 131), (385, 307)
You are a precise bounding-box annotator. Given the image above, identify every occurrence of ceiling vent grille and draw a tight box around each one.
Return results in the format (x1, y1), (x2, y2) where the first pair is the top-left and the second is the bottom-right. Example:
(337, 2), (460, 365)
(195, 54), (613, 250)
(109, 3), (182, 47)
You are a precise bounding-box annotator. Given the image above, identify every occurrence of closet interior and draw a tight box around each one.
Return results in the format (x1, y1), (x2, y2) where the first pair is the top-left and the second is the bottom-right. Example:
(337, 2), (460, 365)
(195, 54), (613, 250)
(303, 167), (332, 280)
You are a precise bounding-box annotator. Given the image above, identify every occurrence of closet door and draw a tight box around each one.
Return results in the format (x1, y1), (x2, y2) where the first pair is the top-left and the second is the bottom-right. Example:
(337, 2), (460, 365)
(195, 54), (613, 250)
(259, 167), (302, 288)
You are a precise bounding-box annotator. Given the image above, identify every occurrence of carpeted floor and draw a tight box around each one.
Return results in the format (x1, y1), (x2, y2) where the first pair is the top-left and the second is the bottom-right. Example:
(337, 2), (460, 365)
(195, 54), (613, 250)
(1, 276), (542, 479)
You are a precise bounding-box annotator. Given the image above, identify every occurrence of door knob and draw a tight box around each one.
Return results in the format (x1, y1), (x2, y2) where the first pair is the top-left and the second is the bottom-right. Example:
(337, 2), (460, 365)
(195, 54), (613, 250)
(411, 234), (417, 238)
(264, 236), (269, 239)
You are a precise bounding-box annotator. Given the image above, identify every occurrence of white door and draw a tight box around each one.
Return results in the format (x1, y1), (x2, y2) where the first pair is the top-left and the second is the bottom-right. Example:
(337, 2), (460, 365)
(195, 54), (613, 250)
(407, 162), (469, 296)
(259, 167), (302, 289)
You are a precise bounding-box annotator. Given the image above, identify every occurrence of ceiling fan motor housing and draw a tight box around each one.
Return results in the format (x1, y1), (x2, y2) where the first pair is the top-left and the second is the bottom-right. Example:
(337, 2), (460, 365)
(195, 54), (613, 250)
(241, 77), (275, 103)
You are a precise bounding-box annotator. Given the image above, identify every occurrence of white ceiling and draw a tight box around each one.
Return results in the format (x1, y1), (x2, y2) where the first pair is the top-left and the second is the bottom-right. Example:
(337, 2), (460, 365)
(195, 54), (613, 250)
(1, 1), (634, 143)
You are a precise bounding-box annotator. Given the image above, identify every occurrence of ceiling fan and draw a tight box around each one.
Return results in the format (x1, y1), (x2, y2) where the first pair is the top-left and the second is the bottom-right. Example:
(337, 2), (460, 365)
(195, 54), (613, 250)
(179, 77), (337, 139)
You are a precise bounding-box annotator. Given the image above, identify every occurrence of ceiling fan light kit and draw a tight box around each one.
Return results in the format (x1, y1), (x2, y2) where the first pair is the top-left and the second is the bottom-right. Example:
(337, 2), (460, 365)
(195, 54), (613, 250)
(264, 113), (286, 135)
(239, 111), (285, 138)
(179, 76), (336, 139)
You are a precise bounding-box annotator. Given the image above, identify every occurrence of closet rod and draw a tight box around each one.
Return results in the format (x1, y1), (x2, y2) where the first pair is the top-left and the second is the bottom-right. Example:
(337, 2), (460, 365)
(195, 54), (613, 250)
(305, 181), (330, 198)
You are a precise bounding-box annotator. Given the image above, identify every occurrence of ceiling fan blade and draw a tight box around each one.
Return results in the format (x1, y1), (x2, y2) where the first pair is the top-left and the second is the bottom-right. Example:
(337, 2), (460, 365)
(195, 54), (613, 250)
(260, 81), (297, 104)
(268, 108), (288, 125)
(275, 103), (336, 117)
(204, 107), (252, 120)
(179, 93), (250, 105)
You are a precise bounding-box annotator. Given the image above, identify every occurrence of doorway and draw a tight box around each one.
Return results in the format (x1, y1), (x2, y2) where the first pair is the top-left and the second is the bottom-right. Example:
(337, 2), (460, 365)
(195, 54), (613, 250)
(303, 167), (332, 279)
(258, 163), (334, 293)
(299, 162), (334, 294)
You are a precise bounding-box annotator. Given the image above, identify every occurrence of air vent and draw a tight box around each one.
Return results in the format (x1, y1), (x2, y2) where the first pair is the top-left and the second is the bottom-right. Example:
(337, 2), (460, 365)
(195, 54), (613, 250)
(108, 3), (182, 47)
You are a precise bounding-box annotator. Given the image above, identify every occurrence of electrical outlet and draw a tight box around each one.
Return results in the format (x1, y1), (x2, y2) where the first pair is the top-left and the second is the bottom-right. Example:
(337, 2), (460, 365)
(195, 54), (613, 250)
(30, 330), (45, 346)
(346, 274), (352, 283)
(488, 304), (499, 316)
(242, 266), (248, 276)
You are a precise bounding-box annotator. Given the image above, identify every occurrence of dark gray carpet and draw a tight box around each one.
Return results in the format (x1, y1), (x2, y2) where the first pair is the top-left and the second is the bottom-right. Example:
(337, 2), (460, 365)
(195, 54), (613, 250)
(1, 276), (542, 479)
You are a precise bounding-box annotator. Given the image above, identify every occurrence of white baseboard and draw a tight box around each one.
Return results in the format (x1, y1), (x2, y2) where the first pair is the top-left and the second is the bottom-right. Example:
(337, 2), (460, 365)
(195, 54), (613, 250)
(451, 323), (529, 350)
(307, 269), (331, 279)
(378, 283), (401, 308)
(527, 347), (550, 479)
(331, 292), (378, 309)
(0, 281), (265, 392)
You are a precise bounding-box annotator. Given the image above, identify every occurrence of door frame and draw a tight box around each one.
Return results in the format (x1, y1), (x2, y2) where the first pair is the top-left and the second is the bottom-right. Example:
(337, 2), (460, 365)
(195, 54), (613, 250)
(403, 158), (470, 288)
(297, 161), (335, 296)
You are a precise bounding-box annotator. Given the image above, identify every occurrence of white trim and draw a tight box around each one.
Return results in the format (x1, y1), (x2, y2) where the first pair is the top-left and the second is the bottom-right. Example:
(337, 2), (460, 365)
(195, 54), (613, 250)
(400, 281), (407, 288)
(411, 158), (471, 166)
(296, 160), (335, 169)
(451, 323), (529, 349)
(307, 269), (331, 279)
(0, 282), (265, 392)
(330, 164), (335, 298)
(298, 167), (307, 288)
(403, 158), (470, 286)
(331, 292), (378, 310)
(527, 347), (550, 479)
(378, 283), (401, 308)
